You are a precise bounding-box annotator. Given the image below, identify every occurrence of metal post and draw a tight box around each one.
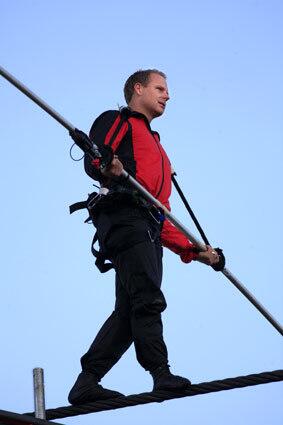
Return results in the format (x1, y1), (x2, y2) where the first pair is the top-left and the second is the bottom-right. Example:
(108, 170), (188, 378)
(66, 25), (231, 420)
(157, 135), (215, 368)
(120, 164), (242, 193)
(33, 368), (46, 420)
(1, 65), (282, 337)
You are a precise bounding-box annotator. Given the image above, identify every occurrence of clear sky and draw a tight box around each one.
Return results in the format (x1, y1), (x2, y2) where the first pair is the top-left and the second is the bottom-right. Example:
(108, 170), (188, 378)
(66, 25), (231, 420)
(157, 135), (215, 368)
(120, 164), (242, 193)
(1, 1), (282, 424)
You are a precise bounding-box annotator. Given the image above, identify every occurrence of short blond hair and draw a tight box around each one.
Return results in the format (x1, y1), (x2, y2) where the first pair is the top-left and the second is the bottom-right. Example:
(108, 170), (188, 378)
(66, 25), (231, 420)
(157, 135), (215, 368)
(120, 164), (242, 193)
(124, 69), (166, 104)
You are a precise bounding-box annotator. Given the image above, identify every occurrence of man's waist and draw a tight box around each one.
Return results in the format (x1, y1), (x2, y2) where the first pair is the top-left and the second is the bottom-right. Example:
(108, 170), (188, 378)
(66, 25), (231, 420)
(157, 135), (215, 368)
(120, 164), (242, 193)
(92, 188), (163, 226)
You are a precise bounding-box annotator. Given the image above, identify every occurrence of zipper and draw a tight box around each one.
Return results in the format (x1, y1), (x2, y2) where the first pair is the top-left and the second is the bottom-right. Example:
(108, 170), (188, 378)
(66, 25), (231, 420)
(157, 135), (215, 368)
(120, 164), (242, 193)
(152, 133), (165, 199)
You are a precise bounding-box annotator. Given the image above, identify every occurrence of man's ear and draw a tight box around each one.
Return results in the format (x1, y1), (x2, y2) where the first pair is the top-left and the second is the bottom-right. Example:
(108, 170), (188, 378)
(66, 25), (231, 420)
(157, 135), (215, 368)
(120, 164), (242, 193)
(134, 82), (143, 96)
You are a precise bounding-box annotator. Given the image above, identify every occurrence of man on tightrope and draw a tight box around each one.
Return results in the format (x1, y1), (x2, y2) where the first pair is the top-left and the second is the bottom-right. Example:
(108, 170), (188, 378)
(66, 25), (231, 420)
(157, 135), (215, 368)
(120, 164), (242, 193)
(68, 69), (221, 405)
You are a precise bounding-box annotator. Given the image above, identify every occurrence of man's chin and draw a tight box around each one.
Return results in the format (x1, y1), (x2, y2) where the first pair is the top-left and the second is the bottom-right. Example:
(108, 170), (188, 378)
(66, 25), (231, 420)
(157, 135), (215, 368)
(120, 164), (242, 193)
(153, 109), (164, 118)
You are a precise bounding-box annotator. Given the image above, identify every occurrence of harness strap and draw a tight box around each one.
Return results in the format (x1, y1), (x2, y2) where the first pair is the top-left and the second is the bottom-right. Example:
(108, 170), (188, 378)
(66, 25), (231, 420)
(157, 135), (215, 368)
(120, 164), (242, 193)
(91, 232), (114, 273)
(69, 201), (88, 215)
(69, 191), (115, 272)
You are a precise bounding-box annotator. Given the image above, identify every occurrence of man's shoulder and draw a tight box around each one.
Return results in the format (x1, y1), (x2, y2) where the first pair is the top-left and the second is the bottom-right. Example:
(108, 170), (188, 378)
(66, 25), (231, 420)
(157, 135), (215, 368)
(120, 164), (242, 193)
(94, 107), (132, 122)
(92, 109), (121, 125)
(89, 110), (120, 138)
(89, 108), (133, 138)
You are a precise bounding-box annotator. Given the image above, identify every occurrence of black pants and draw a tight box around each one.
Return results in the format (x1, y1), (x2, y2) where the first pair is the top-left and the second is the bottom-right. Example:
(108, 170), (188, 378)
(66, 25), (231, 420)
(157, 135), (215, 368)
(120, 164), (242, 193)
(80, 206), (169, 380)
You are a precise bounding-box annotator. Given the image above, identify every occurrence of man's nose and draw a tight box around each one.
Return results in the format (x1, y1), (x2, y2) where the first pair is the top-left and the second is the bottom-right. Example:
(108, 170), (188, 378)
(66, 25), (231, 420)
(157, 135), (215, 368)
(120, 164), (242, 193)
(164, 92), (170, 101)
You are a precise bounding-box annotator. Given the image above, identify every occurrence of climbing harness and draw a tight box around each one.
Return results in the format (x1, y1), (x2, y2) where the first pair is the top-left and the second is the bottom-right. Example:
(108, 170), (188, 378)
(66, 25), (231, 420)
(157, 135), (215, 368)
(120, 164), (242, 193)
(69, 189), (114, 273)
(0, 65), (282, 336)
(69, 185), (165, 273)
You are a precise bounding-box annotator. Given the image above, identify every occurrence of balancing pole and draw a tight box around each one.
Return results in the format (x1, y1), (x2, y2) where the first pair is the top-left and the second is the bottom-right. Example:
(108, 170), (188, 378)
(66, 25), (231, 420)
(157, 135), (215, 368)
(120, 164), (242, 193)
(1, 65), (282, 337)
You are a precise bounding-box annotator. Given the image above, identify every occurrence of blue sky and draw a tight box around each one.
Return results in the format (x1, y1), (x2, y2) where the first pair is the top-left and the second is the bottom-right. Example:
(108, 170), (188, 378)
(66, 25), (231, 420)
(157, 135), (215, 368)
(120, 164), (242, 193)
(1, 1), (282, 424)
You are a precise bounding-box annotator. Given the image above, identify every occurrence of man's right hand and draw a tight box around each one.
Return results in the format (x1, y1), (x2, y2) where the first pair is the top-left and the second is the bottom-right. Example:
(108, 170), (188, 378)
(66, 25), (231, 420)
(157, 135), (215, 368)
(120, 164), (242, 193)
(101, 155), (124, 177)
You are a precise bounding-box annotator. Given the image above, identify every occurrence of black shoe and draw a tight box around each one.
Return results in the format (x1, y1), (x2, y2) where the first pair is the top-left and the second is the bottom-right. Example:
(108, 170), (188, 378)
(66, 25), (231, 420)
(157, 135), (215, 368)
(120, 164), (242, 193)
(150, 365), (191, 391)
(68, 372), (124, 405)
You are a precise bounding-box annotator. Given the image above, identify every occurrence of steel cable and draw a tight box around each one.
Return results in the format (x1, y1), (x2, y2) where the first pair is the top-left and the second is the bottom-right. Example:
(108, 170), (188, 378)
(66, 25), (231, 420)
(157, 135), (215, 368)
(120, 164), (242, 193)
(24, 369), (283, 420)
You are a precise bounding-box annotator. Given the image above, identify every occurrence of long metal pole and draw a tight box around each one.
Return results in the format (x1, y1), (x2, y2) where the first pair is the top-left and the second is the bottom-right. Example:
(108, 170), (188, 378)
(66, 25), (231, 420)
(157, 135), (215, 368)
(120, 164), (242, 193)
(0, 66), (74, 132)
(1, 65), (282, 337)
(125, 174), (283, 336)
(33, 368), (46, 419)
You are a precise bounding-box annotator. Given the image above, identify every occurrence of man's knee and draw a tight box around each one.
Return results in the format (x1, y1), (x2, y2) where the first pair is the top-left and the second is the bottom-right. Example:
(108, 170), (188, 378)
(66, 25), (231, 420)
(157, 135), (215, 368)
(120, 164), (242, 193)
(133, 293), (167, 316)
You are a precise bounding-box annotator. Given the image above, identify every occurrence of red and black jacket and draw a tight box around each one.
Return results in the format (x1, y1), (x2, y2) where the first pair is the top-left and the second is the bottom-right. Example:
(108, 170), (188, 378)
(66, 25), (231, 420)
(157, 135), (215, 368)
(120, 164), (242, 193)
(85, 108), (197, 263)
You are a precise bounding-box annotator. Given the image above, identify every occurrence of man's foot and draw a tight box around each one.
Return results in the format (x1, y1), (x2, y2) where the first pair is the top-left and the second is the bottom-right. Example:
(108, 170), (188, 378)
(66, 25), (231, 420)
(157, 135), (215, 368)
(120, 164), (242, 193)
(150, 365), (191, 391)
(68, 372), (124, 405)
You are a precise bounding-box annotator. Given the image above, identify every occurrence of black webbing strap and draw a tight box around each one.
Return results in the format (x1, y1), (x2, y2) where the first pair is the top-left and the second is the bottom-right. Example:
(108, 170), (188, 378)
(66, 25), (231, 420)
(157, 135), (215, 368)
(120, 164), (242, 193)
(69, 201), (88, 215)
(69, 193), (114, 272)
(172, 173), (225, 271)
(69, 191), (101, 221)
(172, 173), (210, 245)
(91, 232), (114, 273)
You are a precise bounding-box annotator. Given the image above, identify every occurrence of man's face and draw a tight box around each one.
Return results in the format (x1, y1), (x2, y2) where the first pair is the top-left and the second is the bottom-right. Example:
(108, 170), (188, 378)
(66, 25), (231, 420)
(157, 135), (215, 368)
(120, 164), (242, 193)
(134, 73), (170, 121)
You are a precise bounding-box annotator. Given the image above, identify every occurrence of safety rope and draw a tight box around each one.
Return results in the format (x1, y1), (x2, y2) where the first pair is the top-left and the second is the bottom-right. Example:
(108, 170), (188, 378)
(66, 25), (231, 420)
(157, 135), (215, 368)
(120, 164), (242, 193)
(25, 369), (283, 420)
